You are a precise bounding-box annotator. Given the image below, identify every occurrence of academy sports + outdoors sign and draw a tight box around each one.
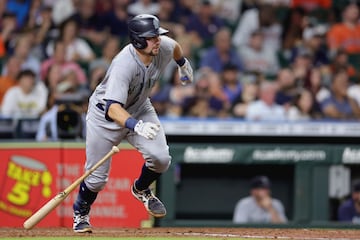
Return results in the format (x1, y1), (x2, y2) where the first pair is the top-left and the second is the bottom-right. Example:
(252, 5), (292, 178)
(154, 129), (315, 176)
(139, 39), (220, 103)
(170, 144), (360, 164)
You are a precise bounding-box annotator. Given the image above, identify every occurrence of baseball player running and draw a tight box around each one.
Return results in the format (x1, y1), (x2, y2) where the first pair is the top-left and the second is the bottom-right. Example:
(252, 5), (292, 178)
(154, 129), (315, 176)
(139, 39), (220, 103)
(72, 14), (193, 233)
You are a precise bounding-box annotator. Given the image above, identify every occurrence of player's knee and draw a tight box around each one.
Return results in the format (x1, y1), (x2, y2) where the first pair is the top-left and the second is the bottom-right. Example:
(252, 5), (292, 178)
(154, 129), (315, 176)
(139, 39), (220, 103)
(84, 176), (108, 192)
(148, 152), (171, 173)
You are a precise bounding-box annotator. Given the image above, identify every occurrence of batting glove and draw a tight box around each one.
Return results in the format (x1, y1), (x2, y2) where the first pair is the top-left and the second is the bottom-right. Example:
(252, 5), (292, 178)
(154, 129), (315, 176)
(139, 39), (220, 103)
(134, 120), (160, 140)
(178, 58), (193, 85)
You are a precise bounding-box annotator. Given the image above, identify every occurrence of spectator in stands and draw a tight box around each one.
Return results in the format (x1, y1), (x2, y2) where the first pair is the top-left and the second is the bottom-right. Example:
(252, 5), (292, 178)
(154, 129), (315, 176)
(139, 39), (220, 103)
(36, 75), (84, 142)
(209, 0), (242, 27)
(72, 0), (107, 46)
(320, 68), (360, 120)
(5, 0), (32, 29)
(338, 179), (360, 223)
(238, 29), (279, 77)
(232, 3), (282, 52)
(26, 0), (45, 30)
(287, 88), (321, 120)
(43, 64), (62, 106)
(5, 33), (41, 75)
(231, 73), (260, 118)
(46, 17), (95, 63)
(330, 49), (357, 79)
(281, 7), (306, 51)
(44, 63), (83, 103)
(348, 78), (360, 107)
(128, 0), (160, 16)
(291, 0), (332, 12)
(199, 27), (243, 73)
(233, 175), (287, 224)
(291, 24), (329, 67)
(176, 0), (193, 26)
(182, 69), (227, 118)
(327, 2), (360, 56)
(88, 36), (120, 76)
(159, 67), (195, 118)
(88, 62), (106, 93)
(157, 0), (177, 23)
(94, 1), (112, 14)
(304, 66), (330, 104)
(185, 0), (224, 46)
(101, 0), (129, 39)
(207, 68), (231, 115)
(0, 56), (21, 105)
(51, 0), (77, 26)
(157, 0), (184, 38)
(1, 69), (47, 118)
(291, 49), (313, 87)
(0, 12), (17, 57)
(245, 81), (286, 121)
(275, 68), (298, 106)
(221, 63), (242, 105)
(41, 39), (87, 86)
(30, 4), (56, 59)
(150, 81), (170, 116)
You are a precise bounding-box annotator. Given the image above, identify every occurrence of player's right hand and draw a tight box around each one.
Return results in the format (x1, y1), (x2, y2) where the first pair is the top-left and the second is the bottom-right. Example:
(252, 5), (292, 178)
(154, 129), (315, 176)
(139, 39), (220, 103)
(178, 58), (193, 85)
(134, 120), (160, 140)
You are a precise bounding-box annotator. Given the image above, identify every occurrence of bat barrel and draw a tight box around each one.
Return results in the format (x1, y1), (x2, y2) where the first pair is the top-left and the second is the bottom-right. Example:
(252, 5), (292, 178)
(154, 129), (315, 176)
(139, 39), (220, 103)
(23, 196), (63, 229)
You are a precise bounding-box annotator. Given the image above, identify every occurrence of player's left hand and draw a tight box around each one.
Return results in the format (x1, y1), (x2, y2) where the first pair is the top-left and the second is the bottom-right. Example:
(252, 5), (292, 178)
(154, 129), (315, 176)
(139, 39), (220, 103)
(178, 58), (193, 85)
(134, 120), (160, 140)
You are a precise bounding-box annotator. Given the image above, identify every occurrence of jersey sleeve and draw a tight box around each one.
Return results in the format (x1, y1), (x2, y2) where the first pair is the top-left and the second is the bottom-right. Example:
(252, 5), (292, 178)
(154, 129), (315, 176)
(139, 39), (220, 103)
(103, 57), (132, 105)
(273, 199), (288, 222)
(160, 35), (176, 60)
(233, 199), (249, 223)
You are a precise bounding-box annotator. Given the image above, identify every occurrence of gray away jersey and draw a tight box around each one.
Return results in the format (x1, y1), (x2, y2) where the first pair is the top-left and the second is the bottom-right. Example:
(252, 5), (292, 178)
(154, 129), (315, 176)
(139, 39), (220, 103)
(92, 35), (176, 116)
(233, 196), (287, 223)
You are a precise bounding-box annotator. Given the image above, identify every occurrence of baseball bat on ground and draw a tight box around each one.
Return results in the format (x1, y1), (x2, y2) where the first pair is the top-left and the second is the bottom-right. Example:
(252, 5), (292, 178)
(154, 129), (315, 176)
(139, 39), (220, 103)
(23, 146), (120, 230)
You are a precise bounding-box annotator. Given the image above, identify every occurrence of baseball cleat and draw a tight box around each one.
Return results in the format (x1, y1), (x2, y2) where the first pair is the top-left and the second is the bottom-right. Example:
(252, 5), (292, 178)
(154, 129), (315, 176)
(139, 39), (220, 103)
(131, 182), (167, 218)
(73, 213), (92, 233)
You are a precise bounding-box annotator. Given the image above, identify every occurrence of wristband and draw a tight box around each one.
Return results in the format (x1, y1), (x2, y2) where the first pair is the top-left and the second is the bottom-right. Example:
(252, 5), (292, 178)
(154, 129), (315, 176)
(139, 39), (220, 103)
(175, 57), (186, 67)
(125, 117), (138, 130)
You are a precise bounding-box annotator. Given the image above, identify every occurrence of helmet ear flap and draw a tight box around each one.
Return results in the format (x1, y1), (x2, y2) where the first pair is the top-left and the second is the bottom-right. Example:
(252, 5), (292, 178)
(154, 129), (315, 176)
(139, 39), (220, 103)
(130, 33), (147, 49)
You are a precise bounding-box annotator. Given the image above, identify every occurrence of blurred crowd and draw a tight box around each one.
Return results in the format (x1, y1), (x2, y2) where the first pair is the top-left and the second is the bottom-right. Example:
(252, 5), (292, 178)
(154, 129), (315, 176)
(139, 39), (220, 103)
(1, 0), (360, 140)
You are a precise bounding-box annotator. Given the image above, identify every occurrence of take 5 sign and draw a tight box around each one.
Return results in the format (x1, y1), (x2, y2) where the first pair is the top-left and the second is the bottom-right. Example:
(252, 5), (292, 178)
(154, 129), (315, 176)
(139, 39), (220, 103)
(0, 143), (150, 228)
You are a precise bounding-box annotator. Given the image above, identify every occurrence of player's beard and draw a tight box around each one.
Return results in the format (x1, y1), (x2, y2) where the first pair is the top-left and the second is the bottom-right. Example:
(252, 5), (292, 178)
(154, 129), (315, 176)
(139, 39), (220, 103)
(140, 48), (158, 57)
(148, 47), (159, 56)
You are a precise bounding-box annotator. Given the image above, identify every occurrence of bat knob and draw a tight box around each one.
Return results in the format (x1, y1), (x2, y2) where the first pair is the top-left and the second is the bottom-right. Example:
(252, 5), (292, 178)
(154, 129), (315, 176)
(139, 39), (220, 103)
(112, 146), (120, 153)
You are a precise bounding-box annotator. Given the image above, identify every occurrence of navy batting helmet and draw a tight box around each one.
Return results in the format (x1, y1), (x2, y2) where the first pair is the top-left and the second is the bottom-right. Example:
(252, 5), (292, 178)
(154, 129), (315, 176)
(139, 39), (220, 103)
(128, 14), (169, 49)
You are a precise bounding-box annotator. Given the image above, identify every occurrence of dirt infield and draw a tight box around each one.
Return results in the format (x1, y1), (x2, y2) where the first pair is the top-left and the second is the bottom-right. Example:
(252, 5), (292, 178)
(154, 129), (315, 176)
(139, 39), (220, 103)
(1, 227), (360, 239)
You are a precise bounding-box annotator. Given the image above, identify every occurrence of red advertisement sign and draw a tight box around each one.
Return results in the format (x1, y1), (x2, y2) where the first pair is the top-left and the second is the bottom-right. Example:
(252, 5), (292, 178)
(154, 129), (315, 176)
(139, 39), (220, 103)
(0, 145), (150, 228)
(0, 148), (61, 227)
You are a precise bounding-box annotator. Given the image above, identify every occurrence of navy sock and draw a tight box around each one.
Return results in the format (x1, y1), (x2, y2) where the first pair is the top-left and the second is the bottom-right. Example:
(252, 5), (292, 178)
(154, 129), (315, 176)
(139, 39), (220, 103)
(135, 164), (161, 191)
(73, 181), (98, 215)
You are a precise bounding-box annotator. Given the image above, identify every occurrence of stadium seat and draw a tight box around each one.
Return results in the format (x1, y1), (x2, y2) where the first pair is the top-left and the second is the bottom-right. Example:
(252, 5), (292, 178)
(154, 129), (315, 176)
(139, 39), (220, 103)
(0, 118), (15, 138)
(15, 118), (40, 139)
